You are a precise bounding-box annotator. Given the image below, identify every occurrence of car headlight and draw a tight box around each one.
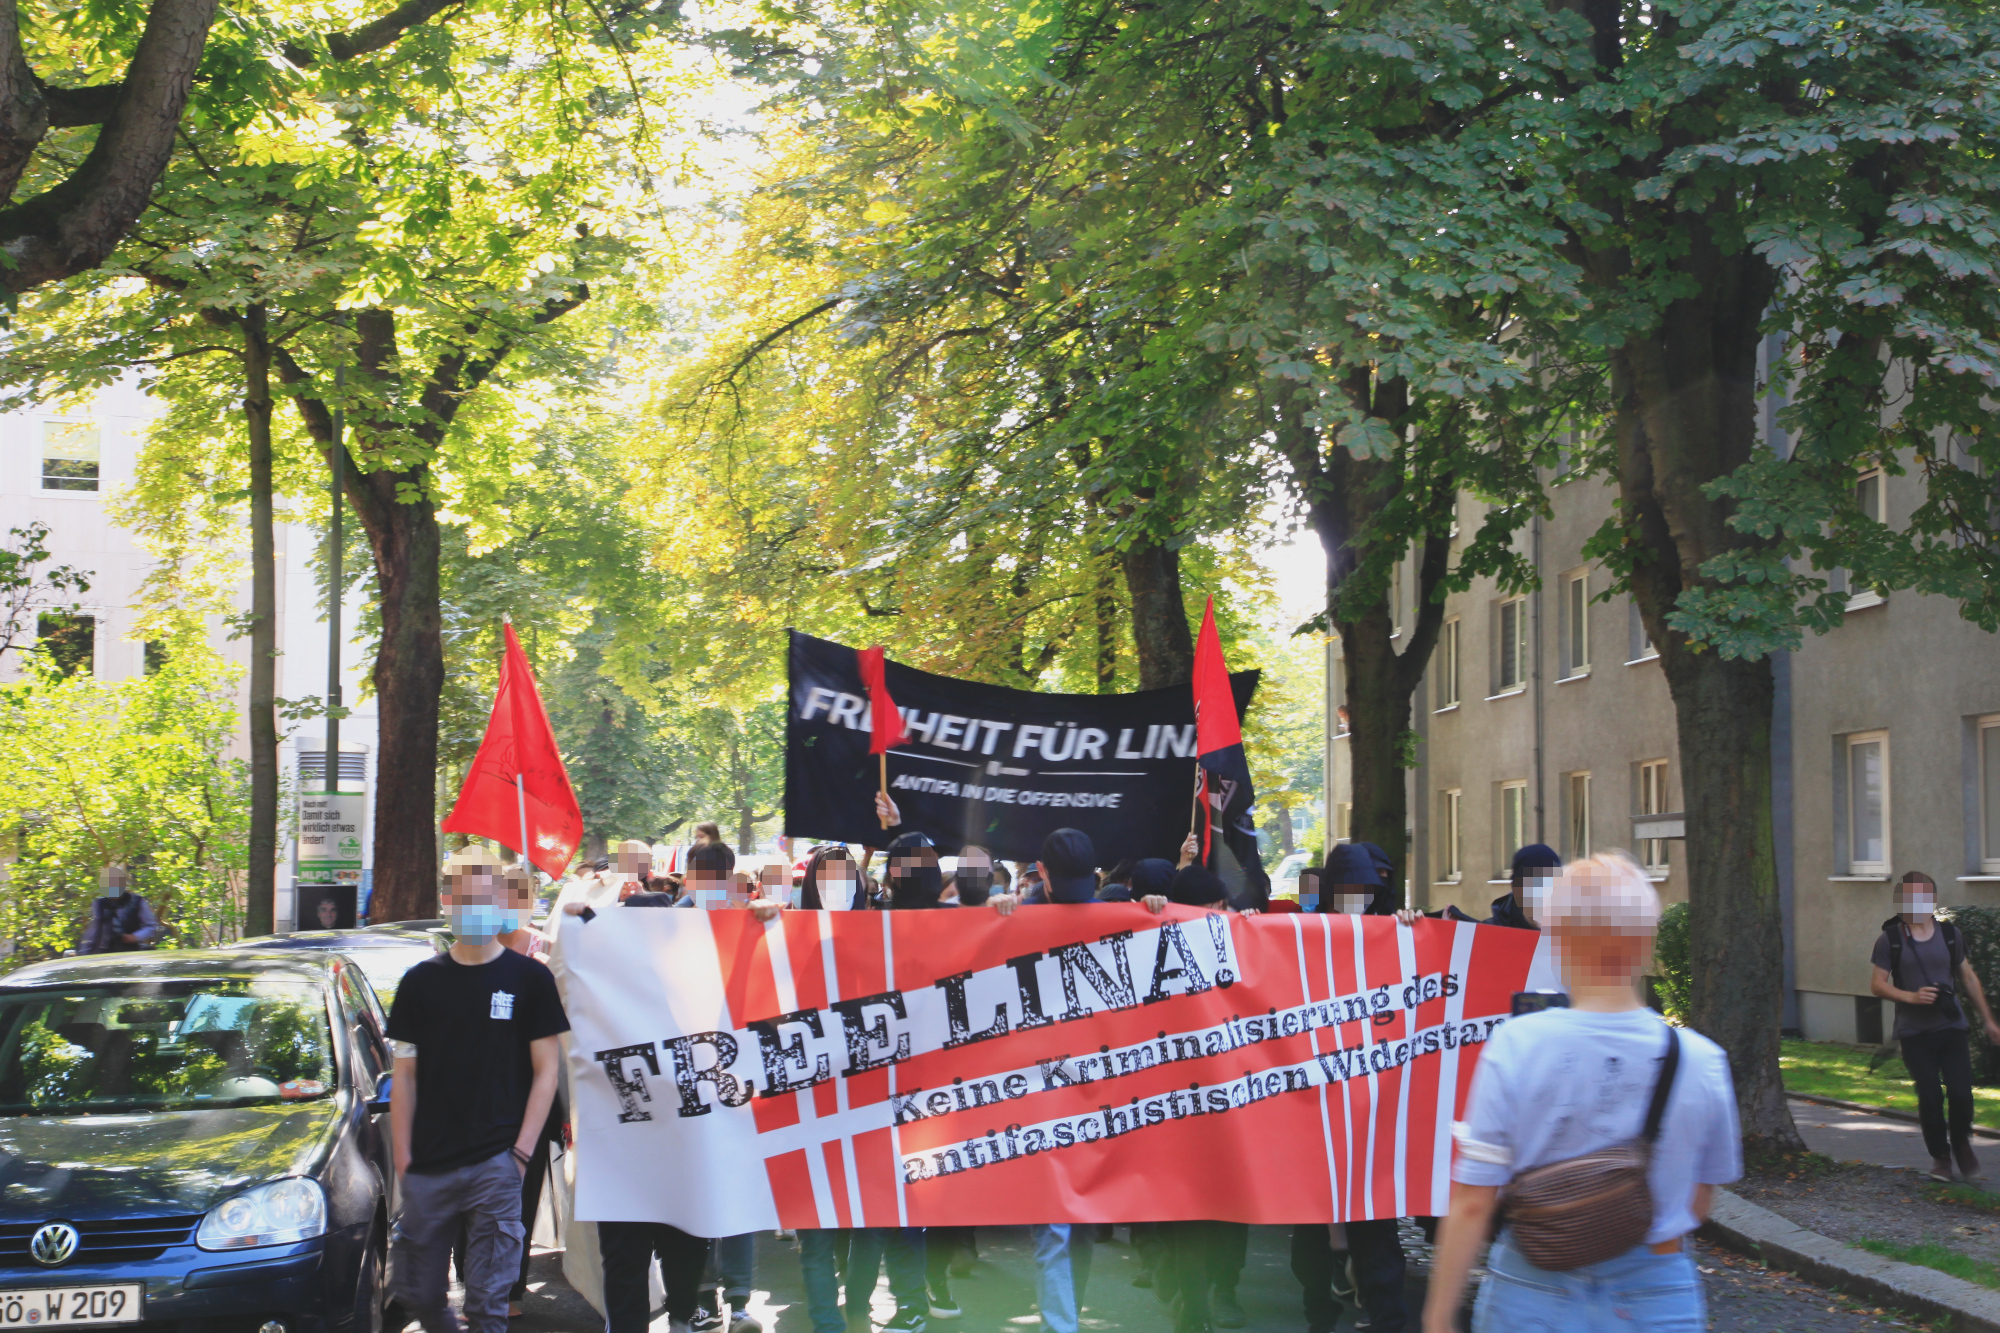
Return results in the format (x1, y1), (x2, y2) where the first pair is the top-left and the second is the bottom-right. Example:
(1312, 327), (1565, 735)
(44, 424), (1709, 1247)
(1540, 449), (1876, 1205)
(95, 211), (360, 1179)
(196, 1177), (326, 1250)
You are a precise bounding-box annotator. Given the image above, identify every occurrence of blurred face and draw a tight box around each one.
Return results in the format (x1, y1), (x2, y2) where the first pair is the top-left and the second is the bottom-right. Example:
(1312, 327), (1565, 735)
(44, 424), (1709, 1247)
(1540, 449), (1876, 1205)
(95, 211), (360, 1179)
(99, 865), (129, 895)
(687, 863), (728, 890)
(1901, 880), (1937, 923)
(1518, 870), (1557, 924)
(818, 853), (858, 910)
(316, 898), (340, 928)
(1297, 869), (1322, 912)
(889, 846), (939, 881)
(615, 846), (651, 876)
(443, 864), (532, 942)
(1331, 885), (1371, 915)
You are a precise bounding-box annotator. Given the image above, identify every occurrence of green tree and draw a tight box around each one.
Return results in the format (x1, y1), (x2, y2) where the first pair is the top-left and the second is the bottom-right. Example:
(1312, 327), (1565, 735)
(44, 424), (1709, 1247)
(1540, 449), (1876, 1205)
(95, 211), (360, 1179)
(0, 650), (251, 963)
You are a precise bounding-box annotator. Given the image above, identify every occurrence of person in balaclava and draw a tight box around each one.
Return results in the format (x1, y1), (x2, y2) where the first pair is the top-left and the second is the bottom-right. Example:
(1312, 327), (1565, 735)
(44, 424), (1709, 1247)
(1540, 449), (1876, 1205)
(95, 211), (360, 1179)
(986, 827), (1104, 1333)
(1299, 840), (1407, 1333)
(882, 831), (945, 910)
(78, 863), (163, 954)
(1871, 870), (2000, 1181)
(945, 845), (996, 906)
(1493, 843), (1562, 930)
(385, 847), (569, 1333)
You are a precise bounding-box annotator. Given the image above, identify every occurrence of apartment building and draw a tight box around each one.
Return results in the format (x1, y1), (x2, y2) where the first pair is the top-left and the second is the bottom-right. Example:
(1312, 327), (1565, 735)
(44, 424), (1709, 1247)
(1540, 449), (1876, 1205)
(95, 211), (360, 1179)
(0, 383), (378, 930)
(1328, 458), (2000, 1044)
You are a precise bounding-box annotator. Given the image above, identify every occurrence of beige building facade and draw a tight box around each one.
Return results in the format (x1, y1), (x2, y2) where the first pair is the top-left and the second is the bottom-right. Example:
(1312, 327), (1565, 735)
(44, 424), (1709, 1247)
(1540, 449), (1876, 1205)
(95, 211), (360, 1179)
(1329, 451), (2000, 1044)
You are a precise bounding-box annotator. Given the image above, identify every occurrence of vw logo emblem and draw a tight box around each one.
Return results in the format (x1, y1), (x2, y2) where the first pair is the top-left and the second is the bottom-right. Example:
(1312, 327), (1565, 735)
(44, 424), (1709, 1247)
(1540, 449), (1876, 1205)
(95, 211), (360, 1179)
(29, 1224), (77, 1267)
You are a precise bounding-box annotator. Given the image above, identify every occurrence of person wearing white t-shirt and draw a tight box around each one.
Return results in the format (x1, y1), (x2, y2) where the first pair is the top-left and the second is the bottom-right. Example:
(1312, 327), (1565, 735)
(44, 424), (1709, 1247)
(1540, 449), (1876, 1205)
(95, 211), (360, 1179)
(1421, 853), (1741, 1333)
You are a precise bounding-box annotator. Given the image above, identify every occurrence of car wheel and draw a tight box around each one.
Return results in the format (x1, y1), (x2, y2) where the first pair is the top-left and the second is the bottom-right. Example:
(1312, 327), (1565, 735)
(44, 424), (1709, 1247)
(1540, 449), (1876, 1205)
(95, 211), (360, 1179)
(354, 1221), (387, 1333)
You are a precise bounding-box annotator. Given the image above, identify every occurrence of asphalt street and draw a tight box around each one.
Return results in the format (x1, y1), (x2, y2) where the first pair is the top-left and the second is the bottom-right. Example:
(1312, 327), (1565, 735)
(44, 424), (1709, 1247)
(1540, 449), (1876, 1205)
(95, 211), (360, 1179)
(493, 1220), (1929, 1333)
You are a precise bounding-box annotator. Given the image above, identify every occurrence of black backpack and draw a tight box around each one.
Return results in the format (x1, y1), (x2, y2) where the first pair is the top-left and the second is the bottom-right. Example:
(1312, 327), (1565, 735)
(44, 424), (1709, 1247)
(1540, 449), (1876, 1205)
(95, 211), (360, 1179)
(1880, 915), (1964, 990)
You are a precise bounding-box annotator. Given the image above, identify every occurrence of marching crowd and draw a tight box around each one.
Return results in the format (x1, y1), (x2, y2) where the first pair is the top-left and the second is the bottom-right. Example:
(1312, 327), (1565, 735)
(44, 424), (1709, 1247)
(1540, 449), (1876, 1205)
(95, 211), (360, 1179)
(384, 801), (1744, 1333)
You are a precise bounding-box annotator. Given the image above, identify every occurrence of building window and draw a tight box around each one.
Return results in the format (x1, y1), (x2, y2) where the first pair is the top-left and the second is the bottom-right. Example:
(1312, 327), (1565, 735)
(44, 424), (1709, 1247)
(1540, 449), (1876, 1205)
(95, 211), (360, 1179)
(1390, 560), (1404, 638)
(1334, 803), (1352, 843)
(1497, 780), (1528, 877)
(1839, 470), (1889, 609)
(41, 421), (100, 492)
(1439, 789), (1462, 882)
(37, 613), (94, 678)
(1629, 601), (1657, 663)
(143, 640), (169, 675)
(1565, 773), (1592, 861)
(1845, 730), (1890, 876)
(1639, 759), (1671, 875)
(1496, 598), (1527, 693)
(1562, 569), (1591, 677)
(1435, 618), (1461, 711)
(1981, 717), (2000, 874)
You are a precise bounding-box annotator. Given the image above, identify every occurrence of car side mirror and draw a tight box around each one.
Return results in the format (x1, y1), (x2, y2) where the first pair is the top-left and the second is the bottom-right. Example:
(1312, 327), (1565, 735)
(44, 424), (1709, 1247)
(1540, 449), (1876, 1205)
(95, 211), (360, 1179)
(367, 1071), (392, 1116)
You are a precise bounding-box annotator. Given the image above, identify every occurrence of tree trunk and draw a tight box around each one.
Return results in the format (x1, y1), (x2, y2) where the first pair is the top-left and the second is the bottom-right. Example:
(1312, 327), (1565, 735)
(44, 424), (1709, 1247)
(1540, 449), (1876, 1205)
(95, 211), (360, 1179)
(1275, 803), (1295, 856)
(242, 304), (277, 938)
(1331, 594), (1416, 905)
(358, 471), (443, 923)
(1094, 561), (1119, 693)
(1122, 537), (1193, 688)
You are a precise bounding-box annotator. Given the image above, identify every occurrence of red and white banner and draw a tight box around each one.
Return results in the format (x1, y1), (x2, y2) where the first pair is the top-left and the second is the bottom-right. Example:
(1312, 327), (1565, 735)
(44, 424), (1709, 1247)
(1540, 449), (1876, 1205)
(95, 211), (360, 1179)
(559, 906), (1542, 1236)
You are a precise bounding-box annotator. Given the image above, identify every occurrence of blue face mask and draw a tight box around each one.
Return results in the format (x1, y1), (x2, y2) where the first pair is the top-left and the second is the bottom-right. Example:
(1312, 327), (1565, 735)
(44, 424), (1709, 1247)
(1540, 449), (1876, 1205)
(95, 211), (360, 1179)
(450, 903), (522, 942)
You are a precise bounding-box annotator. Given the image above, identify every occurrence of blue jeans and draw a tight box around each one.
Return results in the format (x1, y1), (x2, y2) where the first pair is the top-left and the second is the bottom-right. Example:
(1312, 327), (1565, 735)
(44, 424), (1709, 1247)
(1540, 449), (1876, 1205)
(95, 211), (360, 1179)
(799, 1230), (850, 1333)
(1030, 1224), (1095, 1333)
(1473, 1235), (1705, 1333)
(847, 1227), (927, 1321)
(711, 1232), (755, 1306)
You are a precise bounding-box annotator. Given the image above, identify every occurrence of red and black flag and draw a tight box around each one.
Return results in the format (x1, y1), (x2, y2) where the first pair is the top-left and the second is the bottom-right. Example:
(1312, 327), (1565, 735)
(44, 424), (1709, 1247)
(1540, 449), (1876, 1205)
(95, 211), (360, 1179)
(1192, 598), (1270, 905)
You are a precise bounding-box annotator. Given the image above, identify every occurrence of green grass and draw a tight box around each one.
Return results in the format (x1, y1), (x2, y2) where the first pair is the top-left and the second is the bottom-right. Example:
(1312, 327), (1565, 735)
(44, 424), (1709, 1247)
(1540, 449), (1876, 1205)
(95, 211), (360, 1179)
(1922, 1181), (2000, 1214)
(1855, 1238), (2000, 1290)
(1780, 1039), (2000, 1129)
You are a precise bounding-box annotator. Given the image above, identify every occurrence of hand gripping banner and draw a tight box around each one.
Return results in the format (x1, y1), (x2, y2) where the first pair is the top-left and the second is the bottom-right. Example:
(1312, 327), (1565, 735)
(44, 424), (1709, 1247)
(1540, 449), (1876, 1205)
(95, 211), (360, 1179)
(559, 906), (1541, 1236)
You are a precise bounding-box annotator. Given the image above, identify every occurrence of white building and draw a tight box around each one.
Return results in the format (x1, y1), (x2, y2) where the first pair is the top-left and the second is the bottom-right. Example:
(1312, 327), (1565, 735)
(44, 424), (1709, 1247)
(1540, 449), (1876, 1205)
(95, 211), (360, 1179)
(0, 380), (379, 930)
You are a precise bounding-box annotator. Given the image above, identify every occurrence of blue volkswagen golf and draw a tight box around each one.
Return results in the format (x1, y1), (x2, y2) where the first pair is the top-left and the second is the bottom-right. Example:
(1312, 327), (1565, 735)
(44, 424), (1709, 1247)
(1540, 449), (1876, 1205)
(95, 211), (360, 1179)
(0, 950), (396, 1333)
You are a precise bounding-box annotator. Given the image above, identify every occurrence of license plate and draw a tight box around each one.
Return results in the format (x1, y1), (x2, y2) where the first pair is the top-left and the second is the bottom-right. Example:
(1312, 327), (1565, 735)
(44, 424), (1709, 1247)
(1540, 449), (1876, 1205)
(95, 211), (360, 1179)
(0, 1286), (142, 1327)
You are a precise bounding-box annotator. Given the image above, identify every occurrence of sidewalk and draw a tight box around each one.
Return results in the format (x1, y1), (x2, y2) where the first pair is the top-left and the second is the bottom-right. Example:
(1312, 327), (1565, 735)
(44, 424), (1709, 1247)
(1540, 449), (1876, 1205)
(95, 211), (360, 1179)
(1791, 1093), (2000, 1174)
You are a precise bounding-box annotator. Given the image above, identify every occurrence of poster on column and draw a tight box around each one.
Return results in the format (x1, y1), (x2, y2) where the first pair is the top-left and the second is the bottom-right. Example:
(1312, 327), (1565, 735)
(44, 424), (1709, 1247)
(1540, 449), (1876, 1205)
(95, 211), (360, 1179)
(783, 629), (1259, 863)
(559, 904), (1544, 1237)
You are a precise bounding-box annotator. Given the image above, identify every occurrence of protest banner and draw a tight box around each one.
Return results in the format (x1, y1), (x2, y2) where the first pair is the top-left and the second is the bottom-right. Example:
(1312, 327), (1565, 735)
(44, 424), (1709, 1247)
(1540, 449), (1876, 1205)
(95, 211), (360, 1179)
(560, 905), (1545, 1236)
(784, 630), (1258, 863)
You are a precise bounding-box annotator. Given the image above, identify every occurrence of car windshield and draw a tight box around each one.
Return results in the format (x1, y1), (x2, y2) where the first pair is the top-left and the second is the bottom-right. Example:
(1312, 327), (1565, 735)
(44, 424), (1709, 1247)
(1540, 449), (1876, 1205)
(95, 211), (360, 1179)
(0, 979), (334, 1115)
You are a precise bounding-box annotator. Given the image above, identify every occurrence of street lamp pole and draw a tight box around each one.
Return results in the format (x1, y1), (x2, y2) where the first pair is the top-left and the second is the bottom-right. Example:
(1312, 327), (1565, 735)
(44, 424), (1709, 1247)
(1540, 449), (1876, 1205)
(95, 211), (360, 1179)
(325, 357), (345, 789)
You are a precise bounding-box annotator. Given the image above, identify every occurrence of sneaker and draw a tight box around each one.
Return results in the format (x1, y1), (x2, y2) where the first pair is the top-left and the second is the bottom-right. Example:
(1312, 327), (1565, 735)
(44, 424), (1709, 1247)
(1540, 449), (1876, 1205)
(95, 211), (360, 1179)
(727, 1315), (762, 1333)
(775, 1229), (796, 1241)
(1211, 1290), (1246, 1329)
(927, 1290), (960, 1320)
(691, 1307), (724, 1333)
(1131, 1270), (1153, 1289)
(882, 1313), (927, 1333)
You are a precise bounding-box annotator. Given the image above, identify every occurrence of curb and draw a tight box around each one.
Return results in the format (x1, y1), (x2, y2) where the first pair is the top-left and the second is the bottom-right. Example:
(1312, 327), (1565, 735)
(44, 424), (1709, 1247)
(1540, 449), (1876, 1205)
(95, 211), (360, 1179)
(1788, 1092), (2000, 1143)
(1702, 1189), (2000, 1332)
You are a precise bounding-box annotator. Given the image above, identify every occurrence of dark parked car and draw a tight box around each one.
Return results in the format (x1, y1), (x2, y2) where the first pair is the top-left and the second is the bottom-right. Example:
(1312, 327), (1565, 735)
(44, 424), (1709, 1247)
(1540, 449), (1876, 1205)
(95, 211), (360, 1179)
(216, 933), (441, 1010)
(0, 951), (395, 1333)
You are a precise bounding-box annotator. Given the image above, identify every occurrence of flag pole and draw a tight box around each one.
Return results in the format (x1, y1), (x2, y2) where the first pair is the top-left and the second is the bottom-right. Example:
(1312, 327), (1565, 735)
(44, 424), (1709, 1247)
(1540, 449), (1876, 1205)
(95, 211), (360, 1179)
(516, 773), (530, 874)
(879, 753), (891, 828)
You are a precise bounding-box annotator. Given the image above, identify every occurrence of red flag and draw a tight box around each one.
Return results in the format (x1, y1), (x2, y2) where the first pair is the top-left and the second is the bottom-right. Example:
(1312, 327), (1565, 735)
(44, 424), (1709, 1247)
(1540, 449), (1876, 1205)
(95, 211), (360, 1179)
(1193, 597), (1243, 753)
(856, 645), (908, 754)
(442, 623), (583, 879)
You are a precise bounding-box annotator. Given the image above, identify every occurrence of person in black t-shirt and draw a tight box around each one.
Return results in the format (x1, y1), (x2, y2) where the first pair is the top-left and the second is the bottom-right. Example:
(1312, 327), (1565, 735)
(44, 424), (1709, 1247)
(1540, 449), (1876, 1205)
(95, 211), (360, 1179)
(386, 847), (569, 1333)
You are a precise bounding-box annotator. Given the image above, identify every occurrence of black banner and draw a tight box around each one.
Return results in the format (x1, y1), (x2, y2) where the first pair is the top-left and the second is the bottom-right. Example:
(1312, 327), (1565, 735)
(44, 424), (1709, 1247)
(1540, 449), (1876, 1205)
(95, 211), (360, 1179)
(784, 630), (1259, 863)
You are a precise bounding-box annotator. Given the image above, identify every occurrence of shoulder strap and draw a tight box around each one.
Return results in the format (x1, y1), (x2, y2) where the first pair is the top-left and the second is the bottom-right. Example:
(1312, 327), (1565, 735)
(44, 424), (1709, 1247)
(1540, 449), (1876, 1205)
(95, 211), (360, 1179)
(1946, 922), (1965, 972)
(1641, 1026), (1682, 1144)
(1888, 925), (1904, 985)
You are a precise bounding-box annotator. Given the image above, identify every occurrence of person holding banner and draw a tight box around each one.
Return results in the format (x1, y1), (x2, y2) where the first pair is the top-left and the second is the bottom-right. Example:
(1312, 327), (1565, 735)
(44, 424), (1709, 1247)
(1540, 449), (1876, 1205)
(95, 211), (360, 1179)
(982, 824), (1107, 1333)
(799, 845), (864, 910)
(1151, 865), (1251, 1332)
(1421, 854), (1740, 1333)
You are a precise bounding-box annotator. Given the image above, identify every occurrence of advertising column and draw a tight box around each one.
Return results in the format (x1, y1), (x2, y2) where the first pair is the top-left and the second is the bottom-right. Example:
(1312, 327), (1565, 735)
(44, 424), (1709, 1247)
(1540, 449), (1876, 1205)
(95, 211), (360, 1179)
(294, 744), (368, 929)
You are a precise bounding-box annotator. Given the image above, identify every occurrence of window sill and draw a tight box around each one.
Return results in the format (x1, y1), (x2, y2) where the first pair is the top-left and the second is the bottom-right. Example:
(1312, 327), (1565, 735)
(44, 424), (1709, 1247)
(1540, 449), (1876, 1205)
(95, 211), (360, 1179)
(1435, 878), (1463, 886)
(1433, 703), (1460, 715)
(1486, 878), (1512, 886)
(1485, 687), (1527, 701)
(1846, 592), (1887, 611)
(1829, 875), (1890, 882)
(1557, 671), (1592, 684)
(1646, 872), (1669, 882)
(1958, 876), (2000, 883)
(1625, 654), (1660, 666)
